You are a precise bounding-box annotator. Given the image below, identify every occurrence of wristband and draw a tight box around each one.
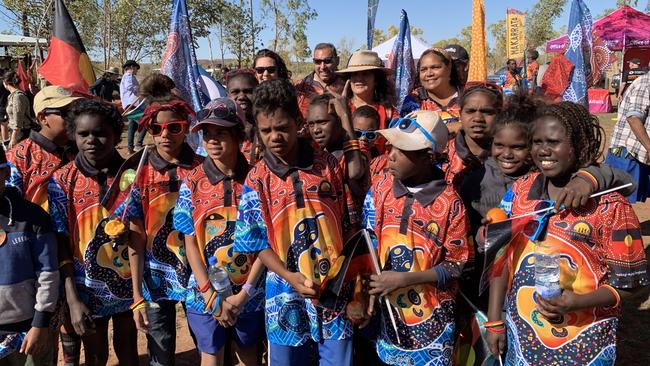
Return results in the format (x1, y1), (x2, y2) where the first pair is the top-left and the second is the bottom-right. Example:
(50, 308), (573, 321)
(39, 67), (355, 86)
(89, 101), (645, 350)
(204, 291), (218, 313)
(58, 259), (73, 269)
(601, 284), (621, 308)
(130, 297), (145, 311)
(198, 280), (211, 293)
(242, 283), (257, 297)
(575, 170), (599, 191)
(485, 325), (506, 334)
(484, 320), (505, 328)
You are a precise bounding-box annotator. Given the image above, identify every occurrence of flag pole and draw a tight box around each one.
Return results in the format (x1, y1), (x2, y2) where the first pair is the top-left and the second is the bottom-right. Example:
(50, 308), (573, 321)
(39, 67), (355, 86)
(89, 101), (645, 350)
(509, 183), (633, 220)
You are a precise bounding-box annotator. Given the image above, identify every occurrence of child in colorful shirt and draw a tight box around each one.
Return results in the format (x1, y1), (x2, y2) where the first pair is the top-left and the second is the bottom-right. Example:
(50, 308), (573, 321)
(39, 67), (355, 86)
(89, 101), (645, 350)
(173, 98), (266, 366)
(486, 102), (649, 365)
(127, 98), (202, 365)
(7, 86), (79, 210)
(363, 110), (470, 366)
(234, 79), (353, 366)
(48, 100), (139, 365)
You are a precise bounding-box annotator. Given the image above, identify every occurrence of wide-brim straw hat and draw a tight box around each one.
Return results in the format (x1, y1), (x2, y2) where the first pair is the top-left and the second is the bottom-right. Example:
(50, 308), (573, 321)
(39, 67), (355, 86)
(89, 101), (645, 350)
(337, 50), (391, 74)
(105, 67), (120, 75)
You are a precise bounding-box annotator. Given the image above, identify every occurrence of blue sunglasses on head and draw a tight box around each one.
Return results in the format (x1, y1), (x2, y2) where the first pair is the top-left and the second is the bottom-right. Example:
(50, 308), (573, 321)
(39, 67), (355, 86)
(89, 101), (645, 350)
(388, 117), (437, 151)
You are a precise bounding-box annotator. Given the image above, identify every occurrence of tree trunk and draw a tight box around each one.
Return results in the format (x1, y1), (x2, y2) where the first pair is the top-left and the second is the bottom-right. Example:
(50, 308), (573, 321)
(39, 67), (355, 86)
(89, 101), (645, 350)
(273, 0), (279, 52)
(219, 22), (225, 67)
(249, 0), (255, 59)
(22, 11), (29, 36)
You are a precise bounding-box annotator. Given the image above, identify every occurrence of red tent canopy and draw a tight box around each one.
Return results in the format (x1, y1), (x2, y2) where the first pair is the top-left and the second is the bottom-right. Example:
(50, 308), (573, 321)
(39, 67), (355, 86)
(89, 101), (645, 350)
(545, 6), (650, 52)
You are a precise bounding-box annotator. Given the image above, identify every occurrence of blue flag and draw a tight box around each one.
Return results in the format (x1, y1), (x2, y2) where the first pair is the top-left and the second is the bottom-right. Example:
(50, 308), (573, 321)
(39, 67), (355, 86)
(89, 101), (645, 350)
(562, 0), (592, 106)
(161, 0), (210, 153)
(388, 10), (415, 114)
(367, 0), (379, 49)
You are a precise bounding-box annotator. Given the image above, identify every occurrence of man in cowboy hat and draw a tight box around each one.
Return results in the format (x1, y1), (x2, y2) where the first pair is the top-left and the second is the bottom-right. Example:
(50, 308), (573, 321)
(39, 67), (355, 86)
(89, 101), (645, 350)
(90, 66), (120, 102)
(120, 60), (145, 154)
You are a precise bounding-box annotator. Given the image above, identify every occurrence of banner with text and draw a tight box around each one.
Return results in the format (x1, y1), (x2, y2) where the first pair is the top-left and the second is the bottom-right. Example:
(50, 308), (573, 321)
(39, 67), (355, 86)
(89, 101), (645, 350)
(506, 8), (526, 60)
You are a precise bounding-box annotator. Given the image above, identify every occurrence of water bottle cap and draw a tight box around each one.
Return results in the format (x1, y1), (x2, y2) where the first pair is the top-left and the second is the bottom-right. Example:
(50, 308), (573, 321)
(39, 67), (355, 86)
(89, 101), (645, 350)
(208, 256), (217, 265)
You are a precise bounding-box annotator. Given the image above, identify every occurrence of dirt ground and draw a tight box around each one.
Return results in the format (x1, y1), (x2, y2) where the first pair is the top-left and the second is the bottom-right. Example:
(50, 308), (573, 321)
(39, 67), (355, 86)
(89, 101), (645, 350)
(55, 114), (650, 365)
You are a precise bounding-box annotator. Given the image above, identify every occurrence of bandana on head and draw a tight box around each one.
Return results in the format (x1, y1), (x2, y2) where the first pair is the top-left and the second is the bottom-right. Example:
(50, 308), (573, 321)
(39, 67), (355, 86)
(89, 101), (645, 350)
(139, 98), (196, 131)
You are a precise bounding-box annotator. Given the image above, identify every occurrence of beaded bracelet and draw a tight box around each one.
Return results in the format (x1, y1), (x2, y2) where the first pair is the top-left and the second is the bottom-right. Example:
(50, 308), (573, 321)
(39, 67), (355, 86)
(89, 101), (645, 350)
(601, 284), (621, 308)
(197, 280), (211, 293)
(58, 259), (73, 269)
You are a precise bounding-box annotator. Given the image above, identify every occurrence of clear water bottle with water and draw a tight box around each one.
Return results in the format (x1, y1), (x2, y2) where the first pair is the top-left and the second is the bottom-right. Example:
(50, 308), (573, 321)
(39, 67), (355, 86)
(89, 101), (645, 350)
(208, 256), (232, 298)
(534, 244), (561, 299)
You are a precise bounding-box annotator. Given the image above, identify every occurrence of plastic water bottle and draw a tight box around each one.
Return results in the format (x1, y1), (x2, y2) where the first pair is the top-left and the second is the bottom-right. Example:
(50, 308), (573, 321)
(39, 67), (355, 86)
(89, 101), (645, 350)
(208, 256), (232, 298)
(534, 249), (561, 299)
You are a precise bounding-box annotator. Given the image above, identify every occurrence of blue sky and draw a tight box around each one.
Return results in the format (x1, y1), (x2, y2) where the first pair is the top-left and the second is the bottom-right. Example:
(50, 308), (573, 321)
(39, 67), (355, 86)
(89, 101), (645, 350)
(0, 0), (643, 60)
(193, 0), (626, 59)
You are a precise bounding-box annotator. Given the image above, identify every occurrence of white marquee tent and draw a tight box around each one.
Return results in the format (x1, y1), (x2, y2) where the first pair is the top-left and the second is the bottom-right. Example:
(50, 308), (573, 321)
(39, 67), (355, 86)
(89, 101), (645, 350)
(371, 34), (430, 62)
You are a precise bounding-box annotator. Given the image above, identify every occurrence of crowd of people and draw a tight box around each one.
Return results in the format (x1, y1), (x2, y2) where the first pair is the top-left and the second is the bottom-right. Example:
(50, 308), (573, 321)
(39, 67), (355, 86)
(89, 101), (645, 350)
(0, 41), (648, 366)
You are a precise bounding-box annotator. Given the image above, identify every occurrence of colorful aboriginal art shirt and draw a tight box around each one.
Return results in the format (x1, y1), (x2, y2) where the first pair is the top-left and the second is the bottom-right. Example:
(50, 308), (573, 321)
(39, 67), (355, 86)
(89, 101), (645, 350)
(362, 170), (471, 366)
(49, 152), (141, 316)
(444, 130), (489, 187)
(129, 144), (202, 302)
(173, 154), (263, 313)
(400, 87), (461, 124)
(7, 131), (76, 210)
(506, 173), (649, 366)
(234, 139), (352, 347)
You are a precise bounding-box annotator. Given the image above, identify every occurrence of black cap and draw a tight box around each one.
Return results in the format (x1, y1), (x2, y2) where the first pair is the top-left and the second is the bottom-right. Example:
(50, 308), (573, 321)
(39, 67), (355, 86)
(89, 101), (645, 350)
(123, 60), (140, 70)
(443, 44), (469, 62)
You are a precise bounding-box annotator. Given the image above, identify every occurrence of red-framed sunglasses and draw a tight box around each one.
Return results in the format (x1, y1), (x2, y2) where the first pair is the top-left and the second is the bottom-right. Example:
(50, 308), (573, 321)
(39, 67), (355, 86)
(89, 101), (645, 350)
(148, 120), (188, 136)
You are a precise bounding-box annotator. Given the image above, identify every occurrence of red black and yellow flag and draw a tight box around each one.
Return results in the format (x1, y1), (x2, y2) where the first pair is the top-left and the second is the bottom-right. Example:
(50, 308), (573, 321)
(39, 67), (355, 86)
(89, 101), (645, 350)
(39, 0), (95, 93)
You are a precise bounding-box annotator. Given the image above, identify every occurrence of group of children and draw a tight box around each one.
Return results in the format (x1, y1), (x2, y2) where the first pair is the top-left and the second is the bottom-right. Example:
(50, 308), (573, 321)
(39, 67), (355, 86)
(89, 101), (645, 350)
(0, 68), (647, 366)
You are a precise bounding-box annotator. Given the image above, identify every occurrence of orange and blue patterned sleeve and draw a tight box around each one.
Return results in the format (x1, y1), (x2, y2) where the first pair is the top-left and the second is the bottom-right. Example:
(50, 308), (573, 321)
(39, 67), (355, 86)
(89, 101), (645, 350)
(173, 181), (195, 236)
(604, 200), (649, 289)
(436, 197), (470, 287)
(124, 185), (145, 221)
(6, 160), (24, 195)
(47, 177), (68, 235)
(234, 184), (270, 254)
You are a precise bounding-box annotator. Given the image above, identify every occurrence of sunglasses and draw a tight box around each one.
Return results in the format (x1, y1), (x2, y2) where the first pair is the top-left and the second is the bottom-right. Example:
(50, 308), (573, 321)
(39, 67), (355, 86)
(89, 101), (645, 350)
(313, 57), (335, 65)
(197, 104), (240, 124)
(148, 120), (188, 136)
(255, 66), (277, 75)
(354, 129), (378, 142)
(389, 117), (436, 149)
(42, 108), (67, 117)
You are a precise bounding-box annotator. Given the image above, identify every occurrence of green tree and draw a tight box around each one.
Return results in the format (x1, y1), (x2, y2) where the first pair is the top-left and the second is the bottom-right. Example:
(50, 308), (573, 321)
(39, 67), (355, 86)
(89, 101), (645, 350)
(525, 0), (567, 50)
(222, 0), (261, 67)
(431, 25), (471, 52)
(260, 0), (316, 61)
(488, 19), (506, 73)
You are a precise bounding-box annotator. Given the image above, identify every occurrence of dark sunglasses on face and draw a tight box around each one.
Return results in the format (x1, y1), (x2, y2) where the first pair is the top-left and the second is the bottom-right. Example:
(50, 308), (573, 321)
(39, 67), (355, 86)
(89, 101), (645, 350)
(148, 121), (188, 136)
(255, 66), (277, 75)
(313, 57), (335, 65)
(354, 129), (378, 142)
(229, 88), (254, 95)
(42, 108), (67, 117)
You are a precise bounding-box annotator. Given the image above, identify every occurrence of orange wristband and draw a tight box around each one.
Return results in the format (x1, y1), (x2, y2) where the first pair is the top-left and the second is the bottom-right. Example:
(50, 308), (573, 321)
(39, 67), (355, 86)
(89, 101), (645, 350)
(601, 284), (621, 308)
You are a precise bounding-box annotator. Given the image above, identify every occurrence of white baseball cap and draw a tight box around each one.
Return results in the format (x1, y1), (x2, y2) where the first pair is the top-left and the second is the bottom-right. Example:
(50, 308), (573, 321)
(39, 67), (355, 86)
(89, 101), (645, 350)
(377, 110), (448, 153)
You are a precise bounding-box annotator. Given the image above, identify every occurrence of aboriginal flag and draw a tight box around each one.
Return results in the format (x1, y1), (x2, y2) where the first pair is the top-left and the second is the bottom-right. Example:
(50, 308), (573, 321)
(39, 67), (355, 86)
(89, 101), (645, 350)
(39, 0), (95, 93)
(319, 229), (377, 309)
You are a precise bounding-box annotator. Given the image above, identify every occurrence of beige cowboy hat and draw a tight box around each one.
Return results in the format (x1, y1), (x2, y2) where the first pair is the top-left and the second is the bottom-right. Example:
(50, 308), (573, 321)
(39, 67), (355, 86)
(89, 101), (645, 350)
(337, 50), (391, 74)
(105, 66), (120, 75)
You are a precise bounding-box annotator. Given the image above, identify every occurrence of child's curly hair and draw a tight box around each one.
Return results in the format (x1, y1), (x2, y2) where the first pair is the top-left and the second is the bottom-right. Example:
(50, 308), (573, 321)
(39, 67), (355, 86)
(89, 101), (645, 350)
(252, 78), (300, 123)
(64, 99), (123, 143)
(536, 101), (604, 167)
(492, 93), (544, 140)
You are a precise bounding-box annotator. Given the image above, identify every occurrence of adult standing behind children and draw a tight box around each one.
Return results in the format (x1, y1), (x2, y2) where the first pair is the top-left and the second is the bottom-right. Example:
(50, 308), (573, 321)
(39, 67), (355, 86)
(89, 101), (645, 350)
(0, 147), (60, 365)
(337, 50), (397, 130)
(121, 60), (145, 155)
(3, 71), (34, 149)
(295, 43), (346, 117)
(253, 49), (292, 84)
(400, 48), (464, 133)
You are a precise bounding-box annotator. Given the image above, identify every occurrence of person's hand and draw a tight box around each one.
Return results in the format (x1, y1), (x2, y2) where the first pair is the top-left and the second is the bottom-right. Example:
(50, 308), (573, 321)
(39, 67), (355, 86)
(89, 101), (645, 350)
(359, 294), (376, 329)
(286, 272), (319, 298)
(328, 80), (351, 119)
(20, 327), (48, 355)
(68, 299), (94, 336)
(133, 306), (150, 333)
(555, 176), (593, 210)
(486, 329), (506, 357)
(535, 290), (581, 321)
(369, 271), (408, 297)
(216, 295), (242, 327)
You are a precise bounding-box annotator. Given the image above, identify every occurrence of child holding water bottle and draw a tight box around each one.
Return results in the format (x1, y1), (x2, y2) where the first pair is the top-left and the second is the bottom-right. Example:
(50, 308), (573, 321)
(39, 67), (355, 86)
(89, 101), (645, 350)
(173, 98), (265, 366)
(486, 102), (649, 365)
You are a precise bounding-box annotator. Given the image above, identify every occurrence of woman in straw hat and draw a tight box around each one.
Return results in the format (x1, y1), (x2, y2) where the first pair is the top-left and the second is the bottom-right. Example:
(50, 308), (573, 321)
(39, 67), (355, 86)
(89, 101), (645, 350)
(337, 50), (397, 130)
(401, 48), (463, 135)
